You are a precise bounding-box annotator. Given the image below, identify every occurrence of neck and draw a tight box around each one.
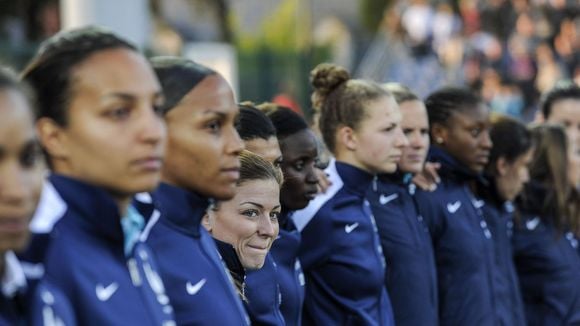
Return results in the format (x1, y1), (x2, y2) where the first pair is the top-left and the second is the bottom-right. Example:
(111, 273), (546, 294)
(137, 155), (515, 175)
(0, 251), (5, 279)
(112, 195), (131, 217)
(335, 151), (370, 173)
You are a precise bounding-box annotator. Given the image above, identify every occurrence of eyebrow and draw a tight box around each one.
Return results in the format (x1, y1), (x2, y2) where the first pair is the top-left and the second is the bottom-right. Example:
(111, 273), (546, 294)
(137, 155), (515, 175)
(103, 91), (164, 101)
(0, 139), (38, 158)
(241, 202), (281, 210)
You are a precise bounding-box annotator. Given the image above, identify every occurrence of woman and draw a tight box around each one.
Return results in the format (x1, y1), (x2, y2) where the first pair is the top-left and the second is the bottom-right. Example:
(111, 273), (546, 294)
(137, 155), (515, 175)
(366, 83), (438, 326)
(0, 67), (44, 324)
(478, 117), (533, 326)
(237, 103), (282, 167)
(259, 103), (320, 326)
(292, 63), (406, 325)
(414, 87), (498, 325)
(235, 102), (286, 325)
(141, 56), (249, 325)
(513, 124), (580, 325)
(20, 26), (175, 324)
(203, 150), (283, 309)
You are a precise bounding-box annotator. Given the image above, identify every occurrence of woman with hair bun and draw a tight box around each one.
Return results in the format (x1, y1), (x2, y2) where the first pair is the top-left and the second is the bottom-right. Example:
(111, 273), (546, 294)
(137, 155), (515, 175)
(292, 63), (406, 325)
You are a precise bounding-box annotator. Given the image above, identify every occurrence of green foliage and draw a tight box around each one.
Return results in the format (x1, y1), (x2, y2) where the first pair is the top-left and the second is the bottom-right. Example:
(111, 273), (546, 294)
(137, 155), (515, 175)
(359, 0), (393, 32)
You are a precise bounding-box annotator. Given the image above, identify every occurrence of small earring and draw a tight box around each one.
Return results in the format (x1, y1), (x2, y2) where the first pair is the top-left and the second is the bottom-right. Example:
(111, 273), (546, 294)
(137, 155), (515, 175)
(436, 137), (444, 144)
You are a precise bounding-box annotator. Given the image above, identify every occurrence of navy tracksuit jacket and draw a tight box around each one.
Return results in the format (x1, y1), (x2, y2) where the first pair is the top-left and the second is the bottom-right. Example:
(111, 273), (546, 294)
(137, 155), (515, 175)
(414, 148), (501, 325)
(245, 254), (285, 325)
(142, 182), (249, 325)
(293, 161), (394, 326)
(366, 172), (438, 326)
(269, 212), (305, 326)
(22, 174), (175, 325)
(477, 178), (527, 326)
(513, 182), (580, 325)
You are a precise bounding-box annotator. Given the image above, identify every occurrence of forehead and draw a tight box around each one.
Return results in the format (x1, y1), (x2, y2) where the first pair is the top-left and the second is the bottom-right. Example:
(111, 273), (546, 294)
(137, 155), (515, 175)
(280, 129), (317, 155)
(548, 98), (580, 122)
(245, 137), (281, 161)
(362, 96), (401, 123)
(0, 90), (35, 150)
(171, 75), (237, 117)
(233, 179), (280, 203)
(400, 100), (428, 126)
(70, 48), (160, 97)
(449, 103), (490, 125)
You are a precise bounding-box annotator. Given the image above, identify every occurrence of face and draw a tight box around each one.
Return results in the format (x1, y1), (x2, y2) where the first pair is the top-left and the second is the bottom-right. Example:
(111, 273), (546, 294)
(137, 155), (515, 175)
(546, 98), (580, 185)
(279, 129), (319, 210)
(434, 104), (492, 173)
(348, 96), (408, 173)
(39, 48), (165, 197)
(398, 100), (430, 174)
(162, 75), (244, 200)
(244, 136), (282, 167)
(495, 148), (534, 201)
(205, 179), (280, 269)
(0, 89), (44, 253)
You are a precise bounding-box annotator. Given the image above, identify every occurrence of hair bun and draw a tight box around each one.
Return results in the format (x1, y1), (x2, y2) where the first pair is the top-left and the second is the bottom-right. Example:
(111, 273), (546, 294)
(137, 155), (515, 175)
(310, 63), (350, 97)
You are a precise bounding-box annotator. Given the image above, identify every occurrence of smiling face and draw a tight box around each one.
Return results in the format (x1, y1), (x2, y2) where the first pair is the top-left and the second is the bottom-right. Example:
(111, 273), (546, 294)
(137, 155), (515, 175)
(433, 104), (493, 173)
(162, 75), (244, 200)
(398, 100), (430, 174)
(345, 95), (408, 174)
(279, 129), (319, 210)
(38, 48), (166, 198)
(205, 179), (280, 269)
(0, 89), (44, 253)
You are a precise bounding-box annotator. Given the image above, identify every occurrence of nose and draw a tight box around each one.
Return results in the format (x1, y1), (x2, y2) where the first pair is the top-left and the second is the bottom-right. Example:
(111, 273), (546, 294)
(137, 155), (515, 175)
(257, 214), (277, 238)
(141, 106), (166, 146)
(227, 127), (245, 156)
(0, 162), (31, 205)
(305, 163), (319, 184)
(408, 130), (424, 149)
(480, 130), (493, 150)
(396, 127), (409, 149)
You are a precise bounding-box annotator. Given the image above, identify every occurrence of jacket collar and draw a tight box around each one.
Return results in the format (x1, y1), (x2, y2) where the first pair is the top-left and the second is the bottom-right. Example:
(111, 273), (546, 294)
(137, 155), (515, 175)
(49, 174), (124, 243)
(2, 252), (26, 298)
(428, 147), (486, 184)
(154, 182), (210, 238)
(335, 161), (374, 197)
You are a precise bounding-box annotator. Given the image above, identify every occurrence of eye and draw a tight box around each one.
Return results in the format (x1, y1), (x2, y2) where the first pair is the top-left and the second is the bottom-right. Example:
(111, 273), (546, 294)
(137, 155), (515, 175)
(420, 128), (429, 135)
(106, 107), (131, 120)
(274, 157), (283, 168)
(206, 120), (222, 133)
(294, 160), (305, 171)
(242, 209), (259, 218)
(403, 128), (413, 135)
(270, 211), (280, 221)
(469, 128), (482, 137)
(20, 143), (42, 168)
(153, 105), (164, 117)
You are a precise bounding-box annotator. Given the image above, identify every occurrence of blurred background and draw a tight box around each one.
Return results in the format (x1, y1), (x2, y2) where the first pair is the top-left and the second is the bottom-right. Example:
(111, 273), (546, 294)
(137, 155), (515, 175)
(0, 0), (578, 121)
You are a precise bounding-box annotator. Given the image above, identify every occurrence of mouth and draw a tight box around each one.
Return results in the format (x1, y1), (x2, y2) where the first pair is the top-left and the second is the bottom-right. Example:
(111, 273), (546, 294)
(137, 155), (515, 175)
(246, 244), (269, 254)
(221, 165), (241, 180)
(304, 188), (318, 200)
(132, 156), (163, 171)
(0, 216), (29, 234)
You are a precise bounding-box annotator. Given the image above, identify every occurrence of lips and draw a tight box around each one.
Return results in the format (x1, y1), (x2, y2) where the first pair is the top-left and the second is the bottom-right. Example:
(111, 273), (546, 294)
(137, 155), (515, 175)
(0, 216), (29, 234)
(132, 156), (163, 171)
(304, 187), (318, 200)
(221, 165), (241, 180)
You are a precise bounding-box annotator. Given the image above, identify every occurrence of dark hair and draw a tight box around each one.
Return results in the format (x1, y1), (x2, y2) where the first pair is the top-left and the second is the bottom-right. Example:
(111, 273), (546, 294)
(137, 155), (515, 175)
(21, 26), (136, 126)
(424, 87), (483, 127)
(310, 63), (390, 153)
(236, 102), (277, 141)
(383, 83), (420, 104)
(527, 124), (580, 234)
(150, 56), (216, 113)
(487, 116), (533, 175)
(540, 80), (580, 118)
(257, 102), (308, 140)
(238, 150), (283, 186)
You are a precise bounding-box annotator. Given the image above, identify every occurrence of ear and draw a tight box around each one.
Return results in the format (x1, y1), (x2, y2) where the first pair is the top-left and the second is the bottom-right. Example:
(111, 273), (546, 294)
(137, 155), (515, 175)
(36, 118), (69, 159)
(337, 125), (358, 151)
(430, 123), (449, 145)
(496, 157), (509, 177)
(201, 213), (212, 232)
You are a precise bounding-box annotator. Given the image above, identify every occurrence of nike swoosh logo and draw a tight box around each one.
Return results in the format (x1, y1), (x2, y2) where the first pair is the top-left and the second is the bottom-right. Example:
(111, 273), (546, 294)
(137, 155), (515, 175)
(526, 217), (541, 231)
(186, 278), (207, 295)
(345, 222), (359, 234)
(379, 193), (398, 205)
(472, 199), (485, 209)
(447, 201), (461, 213)
(96, 282), (119, 302)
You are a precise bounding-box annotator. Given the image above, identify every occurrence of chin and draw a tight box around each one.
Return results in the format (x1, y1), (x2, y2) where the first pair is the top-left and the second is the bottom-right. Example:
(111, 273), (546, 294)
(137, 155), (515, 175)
(242, 259), (265, 270)
(0, 234), (30, 253)
(210, 186), (237, 201)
